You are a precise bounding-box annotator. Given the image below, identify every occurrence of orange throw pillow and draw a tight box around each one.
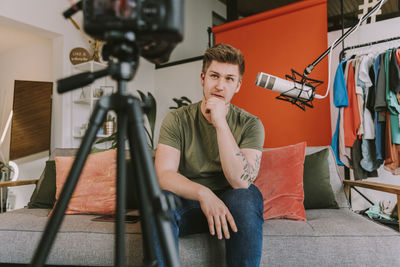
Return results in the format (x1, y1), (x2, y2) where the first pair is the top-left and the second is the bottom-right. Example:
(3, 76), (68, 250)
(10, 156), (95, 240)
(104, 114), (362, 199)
(52, 149), (117, 215)
(254, 142), (306, 221)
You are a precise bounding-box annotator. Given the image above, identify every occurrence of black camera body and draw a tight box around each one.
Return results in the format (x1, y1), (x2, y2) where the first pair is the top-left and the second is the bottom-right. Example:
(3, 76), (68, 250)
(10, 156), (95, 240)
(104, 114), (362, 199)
(83, 0), (184, 64)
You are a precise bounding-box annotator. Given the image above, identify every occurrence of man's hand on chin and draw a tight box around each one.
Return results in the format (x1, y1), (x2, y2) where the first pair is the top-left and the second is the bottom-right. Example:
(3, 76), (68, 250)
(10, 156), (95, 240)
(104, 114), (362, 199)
(205, 97), (229, 128)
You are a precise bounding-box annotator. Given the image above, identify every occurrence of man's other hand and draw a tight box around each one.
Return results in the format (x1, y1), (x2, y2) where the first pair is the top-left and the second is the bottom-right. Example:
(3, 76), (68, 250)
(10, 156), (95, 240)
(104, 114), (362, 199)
(198, 188), (237, 239)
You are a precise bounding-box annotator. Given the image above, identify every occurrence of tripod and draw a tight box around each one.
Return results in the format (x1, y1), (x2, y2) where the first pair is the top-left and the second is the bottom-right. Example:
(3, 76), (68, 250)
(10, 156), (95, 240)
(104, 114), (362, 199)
(30, 33), (180, 267)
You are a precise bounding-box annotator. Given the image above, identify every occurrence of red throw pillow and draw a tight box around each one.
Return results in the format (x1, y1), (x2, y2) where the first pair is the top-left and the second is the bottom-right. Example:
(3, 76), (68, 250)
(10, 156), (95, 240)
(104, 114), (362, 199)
(52, 149), (117, 215)
(254, 142), (306, 221)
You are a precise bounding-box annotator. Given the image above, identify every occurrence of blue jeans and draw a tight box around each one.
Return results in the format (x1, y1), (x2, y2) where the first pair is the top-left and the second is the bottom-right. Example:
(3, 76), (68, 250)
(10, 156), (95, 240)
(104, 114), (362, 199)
(153, 184), (264, 267)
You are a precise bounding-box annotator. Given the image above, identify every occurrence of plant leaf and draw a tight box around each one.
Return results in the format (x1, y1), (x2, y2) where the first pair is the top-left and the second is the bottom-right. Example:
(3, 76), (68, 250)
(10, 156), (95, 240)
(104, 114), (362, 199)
(146, 91), (157, 145)
(137, 90), (146, 102)
(95, 133), (116, 144)
(181, 96), (192, 103)
(136, 90), (156, 149)
(144, 127), (154, 150)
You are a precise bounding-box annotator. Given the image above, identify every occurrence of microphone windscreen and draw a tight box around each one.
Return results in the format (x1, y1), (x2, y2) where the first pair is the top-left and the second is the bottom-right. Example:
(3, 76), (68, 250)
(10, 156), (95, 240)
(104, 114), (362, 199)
(255, 72), (313, 100)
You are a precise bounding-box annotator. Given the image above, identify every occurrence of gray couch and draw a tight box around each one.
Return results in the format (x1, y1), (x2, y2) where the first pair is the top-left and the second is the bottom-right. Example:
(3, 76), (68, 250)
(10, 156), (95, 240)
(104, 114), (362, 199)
(0, 147), (399, 266)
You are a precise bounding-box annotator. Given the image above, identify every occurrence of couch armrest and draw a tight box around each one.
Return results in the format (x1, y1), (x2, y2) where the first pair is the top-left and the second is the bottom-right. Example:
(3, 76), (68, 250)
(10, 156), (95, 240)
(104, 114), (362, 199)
(343, 180), (400, 231)
(0, 179), (38, 189)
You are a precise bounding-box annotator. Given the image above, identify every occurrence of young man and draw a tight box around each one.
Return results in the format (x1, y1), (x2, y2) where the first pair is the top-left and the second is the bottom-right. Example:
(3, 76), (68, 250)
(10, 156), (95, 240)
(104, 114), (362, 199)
(155, 43), (265, 266)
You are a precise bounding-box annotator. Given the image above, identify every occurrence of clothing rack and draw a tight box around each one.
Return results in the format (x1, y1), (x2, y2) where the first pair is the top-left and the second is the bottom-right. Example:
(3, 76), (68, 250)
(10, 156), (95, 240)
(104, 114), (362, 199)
(339, 35), (400, 61)
(338, 35), (400, 207)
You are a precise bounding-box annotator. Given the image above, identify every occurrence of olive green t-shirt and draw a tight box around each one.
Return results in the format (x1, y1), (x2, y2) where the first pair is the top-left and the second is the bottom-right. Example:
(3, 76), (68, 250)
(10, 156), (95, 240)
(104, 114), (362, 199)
(158, 101), (265, 190)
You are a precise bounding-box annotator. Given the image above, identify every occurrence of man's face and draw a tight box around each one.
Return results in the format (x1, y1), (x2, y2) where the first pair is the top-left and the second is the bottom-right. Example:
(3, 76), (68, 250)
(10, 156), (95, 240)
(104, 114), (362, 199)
(201, 60), (242, 104)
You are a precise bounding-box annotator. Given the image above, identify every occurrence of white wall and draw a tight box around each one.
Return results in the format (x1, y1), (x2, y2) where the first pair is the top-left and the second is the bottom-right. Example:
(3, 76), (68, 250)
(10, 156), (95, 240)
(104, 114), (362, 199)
(169, 0), (226, 61)
(0, 0), (88, 151)
(154, 60), (204, 145)
(0, 0), (227, 151)
(153, 0), (226, 144)
(328, 16), (400, 211)
(136, 0), (226, 145)
(0, 0), (226, 209)
(0, 35), (53, 161)
(0, 0), (90, 210)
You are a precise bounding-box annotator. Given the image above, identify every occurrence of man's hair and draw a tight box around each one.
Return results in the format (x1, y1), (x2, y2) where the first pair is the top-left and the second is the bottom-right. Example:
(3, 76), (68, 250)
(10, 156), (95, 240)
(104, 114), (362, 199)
(202, 43), (245, 78)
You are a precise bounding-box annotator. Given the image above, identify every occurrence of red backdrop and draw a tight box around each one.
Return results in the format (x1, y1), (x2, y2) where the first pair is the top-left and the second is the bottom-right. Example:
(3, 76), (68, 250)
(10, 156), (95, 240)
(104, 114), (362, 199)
(213, 0), (331, 148)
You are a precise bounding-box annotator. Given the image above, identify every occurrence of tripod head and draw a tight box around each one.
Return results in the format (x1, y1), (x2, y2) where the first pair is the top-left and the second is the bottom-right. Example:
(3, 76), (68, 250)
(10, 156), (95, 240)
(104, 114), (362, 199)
(59, 0), (184, 94)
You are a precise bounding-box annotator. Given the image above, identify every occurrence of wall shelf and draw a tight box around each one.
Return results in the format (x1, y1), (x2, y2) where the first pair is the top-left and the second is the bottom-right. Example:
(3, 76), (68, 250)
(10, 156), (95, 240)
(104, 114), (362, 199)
(70, 61), (113, 148)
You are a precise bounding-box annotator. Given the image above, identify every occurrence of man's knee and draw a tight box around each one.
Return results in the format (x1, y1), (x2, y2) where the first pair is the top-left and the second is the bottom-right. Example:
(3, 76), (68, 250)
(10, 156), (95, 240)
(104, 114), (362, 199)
(222, 185), (262, 208)
(221, 185), (263, 224)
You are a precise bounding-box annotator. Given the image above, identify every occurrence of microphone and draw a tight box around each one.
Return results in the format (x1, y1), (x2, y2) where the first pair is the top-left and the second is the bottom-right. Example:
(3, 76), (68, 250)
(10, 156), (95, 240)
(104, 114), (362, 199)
(255, 72), (314, 100)
(255, 70), (323, 110)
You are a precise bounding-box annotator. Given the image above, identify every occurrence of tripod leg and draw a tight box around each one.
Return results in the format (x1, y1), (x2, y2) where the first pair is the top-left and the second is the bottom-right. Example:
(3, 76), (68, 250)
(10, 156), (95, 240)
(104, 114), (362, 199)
(127, 116), (158, 266)
(126, 96), (180, 267)
(30, 97), (109, 267)
(115, 99), (127, 267)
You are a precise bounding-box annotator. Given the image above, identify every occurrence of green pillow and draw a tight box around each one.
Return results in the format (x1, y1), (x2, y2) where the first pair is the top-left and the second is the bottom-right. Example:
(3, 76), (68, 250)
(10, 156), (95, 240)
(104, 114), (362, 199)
(28, 159), (139, 210)
(303, 148), (339, 209)
(28, 160), (56, 209)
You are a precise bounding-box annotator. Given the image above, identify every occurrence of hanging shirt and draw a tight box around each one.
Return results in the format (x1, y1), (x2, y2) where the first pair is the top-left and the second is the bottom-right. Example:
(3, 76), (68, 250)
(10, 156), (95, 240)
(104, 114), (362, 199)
(353, 137), (378, 179)
(354, 57), (365, 136)
(333, 60), (349, 106)
(375, 53), (387, 119)
(385, 49), (400, 144)
(389, 48), (400, 94)
(359, 54), (377, 139)
(331, 60), (349, 166)
(340, 60), (353, 167)
(384, 110), (400, 175)
(355, 53), (383, 173)
(373, 55), (385, 161)
(359, 53), (375, 88)
(396, 49), (400, 66)
(344, 60), (361, 148)
(340, 97), (352, 168)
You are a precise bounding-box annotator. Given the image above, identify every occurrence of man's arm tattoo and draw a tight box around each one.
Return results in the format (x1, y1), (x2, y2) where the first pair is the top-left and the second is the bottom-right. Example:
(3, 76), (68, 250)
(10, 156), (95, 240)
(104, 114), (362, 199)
(236, 151), (261, 184)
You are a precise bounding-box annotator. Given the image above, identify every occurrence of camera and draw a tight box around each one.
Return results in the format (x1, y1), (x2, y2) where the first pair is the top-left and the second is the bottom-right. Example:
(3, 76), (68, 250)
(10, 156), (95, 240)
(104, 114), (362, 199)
(83, 0), (184, 64)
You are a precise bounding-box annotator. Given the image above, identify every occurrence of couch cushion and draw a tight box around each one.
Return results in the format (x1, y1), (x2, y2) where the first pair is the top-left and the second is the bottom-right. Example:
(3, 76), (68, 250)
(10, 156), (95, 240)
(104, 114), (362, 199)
(0, 208), (142, 266)
(28, 157), (139, 211)
(1, 208), (399, 266)
(53, 149), (117, 215)
(306, 146), (349, 209)
(260, 208), (400, 266)
(28, 160), (56, 209)
(254, 142), (307, 221)
(303, 148), (339, 209)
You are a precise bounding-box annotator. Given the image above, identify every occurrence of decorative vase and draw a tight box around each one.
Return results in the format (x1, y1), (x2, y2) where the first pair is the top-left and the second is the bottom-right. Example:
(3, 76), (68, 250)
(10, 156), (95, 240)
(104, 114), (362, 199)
(104, 121), (114, 135)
